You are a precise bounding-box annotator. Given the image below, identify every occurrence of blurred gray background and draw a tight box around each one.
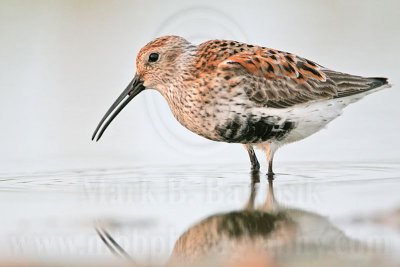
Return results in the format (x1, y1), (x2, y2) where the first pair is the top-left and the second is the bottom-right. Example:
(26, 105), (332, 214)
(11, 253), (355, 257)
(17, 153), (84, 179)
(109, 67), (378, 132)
(1, 0), (399, 172)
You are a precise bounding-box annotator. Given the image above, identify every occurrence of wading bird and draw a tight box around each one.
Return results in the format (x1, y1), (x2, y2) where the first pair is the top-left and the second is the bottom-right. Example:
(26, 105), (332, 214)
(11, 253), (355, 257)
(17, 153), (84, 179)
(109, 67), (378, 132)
(92, 36), (389, 176)
(96, 175), (385, 266)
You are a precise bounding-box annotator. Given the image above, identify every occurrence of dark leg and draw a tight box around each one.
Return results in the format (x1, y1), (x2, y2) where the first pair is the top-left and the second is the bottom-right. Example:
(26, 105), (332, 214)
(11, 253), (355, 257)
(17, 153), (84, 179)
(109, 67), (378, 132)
(244, 144), (260, 172)
(265, 142), (276, 178)
(268, 157), (274, 177)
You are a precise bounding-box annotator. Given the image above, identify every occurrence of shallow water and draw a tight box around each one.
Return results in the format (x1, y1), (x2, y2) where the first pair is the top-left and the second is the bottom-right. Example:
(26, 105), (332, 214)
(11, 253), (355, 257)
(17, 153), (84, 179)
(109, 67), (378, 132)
(0, 162), (399, 265)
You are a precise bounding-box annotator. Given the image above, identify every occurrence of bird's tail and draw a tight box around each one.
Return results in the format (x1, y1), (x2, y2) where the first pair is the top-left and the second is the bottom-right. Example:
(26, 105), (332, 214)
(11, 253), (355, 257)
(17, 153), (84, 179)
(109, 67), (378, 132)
(336, 76), (390, 98)
(365, 77), (391, 91)
(324, 70), (391, 99)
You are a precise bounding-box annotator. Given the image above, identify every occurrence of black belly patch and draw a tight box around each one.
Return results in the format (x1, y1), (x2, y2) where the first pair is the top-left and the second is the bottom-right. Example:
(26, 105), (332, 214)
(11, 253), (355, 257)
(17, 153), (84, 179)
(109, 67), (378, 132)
(216, 115), (295, 143)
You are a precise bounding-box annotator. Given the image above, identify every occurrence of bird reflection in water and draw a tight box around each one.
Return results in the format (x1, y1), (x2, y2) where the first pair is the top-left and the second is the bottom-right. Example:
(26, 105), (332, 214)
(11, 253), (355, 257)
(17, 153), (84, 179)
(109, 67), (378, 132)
(96, 173), (393, 267)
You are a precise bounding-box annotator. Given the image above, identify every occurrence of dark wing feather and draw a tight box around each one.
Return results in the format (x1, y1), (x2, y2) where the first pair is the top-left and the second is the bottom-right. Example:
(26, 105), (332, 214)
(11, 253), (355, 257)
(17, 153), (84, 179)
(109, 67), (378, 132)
(323, 69), (388, 98)
(217, 46), (387, 108)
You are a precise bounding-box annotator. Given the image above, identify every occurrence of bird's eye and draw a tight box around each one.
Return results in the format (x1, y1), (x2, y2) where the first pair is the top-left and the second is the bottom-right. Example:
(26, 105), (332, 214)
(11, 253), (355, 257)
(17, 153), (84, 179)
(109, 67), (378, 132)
(148, 53), (159, 62)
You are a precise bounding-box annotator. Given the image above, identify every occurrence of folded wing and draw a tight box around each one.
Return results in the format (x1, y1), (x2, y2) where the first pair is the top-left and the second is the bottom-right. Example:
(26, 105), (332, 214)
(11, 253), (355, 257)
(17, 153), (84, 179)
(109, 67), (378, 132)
(218, 47), (387, 108)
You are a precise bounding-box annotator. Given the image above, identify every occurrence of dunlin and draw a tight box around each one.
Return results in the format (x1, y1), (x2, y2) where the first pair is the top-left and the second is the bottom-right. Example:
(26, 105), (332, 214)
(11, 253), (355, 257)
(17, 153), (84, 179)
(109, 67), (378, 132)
(92, 36), (390, 176)
(96, 176), (372, 266)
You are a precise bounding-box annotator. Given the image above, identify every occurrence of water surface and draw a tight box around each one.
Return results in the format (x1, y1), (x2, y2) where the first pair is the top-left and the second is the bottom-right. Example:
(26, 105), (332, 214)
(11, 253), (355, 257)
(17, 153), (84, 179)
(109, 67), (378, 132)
(0, 162), (399, 265)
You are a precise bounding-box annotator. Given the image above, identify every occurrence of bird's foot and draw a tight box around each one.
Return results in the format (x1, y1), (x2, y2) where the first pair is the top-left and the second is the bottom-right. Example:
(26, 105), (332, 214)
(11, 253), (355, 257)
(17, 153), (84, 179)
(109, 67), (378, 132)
(267, 171), (275, 180)
(250, 160), (260, 173)
(251, 166), (260, 173)
(250, 171), (260, 183)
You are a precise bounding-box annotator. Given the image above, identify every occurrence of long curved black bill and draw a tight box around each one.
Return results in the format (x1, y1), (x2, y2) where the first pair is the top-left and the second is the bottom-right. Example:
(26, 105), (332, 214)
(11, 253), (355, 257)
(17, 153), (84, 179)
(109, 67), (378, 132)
(92, 75), (145, 141)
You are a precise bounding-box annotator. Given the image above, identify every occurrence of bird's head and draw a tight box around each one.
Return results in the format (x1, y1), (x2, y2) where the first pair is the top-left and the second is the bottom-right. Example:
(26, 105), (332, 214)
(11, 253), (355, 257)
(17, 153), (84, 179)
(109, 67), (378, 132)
(136, 35), (190, 89)
(92, 35), (191, 141)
